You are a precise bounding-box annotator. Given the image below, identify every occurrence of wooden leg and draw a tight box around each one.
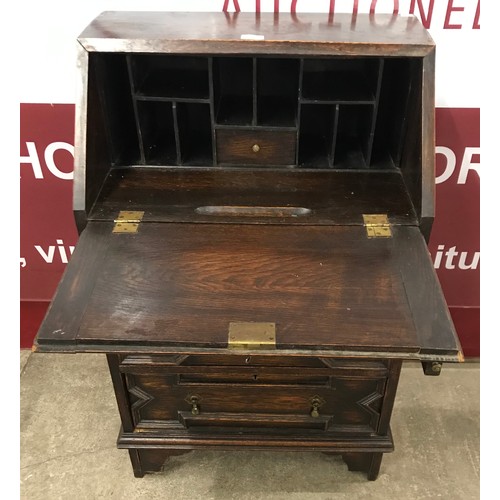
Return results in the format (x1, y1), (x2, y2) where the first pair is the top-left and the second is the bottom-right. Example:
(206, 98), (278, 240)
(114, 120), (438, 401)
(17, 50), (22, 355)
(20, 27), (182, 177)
(129, 449), (192, 478)
(341, 452), (383, 481)
(366, 453), (383, 481)
(129, 450), (145, 478)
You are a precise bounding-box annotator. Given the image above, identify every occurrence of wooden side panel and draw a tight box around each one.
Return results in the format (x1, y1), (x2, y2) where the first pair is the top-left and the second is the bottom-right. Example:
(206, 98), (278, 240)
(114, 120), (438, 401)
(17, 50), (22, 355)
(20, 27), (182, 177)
(106, 354), (135, 433)
(396, 51), (435, 240)
(75, 51), (114, 229)
(399, 58), (423, 229)
(420, 49), (436, 239)
(73, 42), (89, 232)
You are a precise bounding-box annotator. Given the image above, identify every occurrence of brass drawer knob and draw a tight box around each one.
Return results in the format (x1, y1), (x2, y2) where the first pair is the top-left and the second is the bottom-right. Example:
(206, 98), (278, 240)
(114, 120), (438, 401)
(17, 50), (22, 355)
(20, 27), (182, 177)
(252, 144), (260, 153)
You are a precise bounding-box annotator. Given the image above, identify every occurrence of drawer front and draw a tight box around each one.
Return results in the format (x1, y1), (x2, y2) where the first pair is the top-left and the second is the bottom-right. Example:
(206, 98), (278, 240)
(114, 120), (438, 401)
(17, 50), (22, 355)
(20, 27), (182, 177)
(216, 129), (296, 165)
(123, 356), (388, 435)
(182, 354), (327, 368)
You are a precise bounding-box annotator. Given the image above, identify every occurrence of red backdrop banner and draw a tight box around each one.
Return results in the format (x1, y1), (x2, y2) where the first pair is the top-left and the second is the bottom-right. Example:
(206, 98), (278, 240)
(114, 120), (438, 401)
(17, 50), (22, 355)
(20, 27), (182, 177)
(431, 108), (480, 307)
(20, 104), (78, 348)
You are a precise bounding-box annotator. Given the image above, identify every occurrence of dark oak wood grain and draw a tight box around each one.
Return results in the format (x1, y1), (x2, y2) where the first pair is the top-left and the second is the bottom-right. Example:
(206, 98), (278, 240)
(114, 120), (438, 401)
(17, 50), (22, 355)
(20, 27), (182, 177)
(89, 167), (418, 226)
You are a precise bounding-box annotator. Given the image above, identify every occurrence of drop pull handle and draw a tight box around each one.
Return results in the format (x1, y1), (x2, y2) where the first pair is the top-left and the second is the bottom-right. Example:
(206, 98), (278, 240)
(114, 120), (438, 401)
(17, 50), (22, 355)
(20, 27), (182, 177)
(310, 396), (325, 418)
(189, 395), (200, 415)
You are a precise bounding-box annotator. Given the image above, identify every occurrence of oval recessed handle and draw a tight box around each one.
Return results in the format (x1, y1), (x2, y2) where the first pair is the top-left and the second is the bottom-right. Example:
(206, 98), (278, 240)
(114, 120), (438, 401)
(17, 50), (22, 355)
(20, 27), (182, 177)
(252, 144), (260, 153)
(195, 206), (311, 217)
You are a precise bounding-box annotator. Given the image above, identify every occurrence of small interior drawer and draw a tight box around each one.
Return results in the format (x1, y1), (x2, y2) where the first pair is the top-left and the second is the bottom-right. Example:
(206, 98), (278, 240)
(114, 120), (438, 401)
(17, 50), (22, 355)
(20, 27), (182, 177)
(216, 128), (296, 165)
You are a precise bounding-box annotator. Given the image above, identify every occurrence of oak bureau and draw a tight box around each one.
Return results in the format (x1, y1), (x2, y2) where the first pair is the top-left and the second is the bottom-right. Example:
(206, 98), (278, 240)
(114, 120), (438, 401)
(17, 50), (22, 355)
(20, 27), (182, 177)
(34, 11), (463, 480)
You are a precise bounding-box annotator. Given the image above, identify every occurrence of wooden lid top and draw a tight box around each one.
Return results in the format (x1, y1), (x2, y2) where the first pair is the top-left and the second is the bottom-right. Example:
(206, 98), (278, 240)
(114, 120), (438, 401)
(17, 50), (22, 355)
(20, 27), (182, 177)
(78, 11), (434, 56)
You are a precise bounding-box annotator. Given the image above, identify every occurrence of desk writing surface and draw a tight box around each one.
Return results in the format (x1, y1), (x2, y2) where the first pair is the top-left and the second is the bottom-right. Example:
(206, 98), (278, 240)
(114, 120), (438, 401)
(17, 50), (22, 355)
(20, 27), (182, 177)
(90, 168), (418, 226)
(35, 221), (460, 359)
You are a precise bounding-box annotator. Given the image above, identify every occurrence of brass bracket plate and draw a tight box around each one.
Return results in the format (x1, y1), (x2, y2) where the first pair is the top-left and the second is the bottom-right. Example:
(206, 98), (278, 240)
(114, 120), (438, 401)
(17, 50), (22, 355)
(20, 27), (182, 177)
(113, 211), (144, 234)
(228, 322), (276, 350)
(363, 214), (392, 238)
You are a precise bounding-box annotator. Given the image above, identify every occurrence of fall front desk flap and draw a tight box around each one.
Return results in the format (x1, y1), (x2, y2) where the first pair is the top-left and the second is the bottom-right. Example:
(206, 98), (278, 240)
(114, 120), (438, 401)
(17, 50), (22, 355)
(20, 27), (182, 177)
(35, 219), (461, 361)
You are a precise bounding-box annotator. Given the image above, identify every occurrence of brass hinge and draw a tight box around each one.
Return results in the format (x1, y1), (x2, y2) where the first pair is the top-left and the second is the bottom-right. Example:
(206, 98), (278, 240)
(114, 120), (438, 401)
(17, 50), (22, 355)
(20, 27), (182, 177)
(113, 211), (144, 233)
(228, 322), (276, 350)
(363, 214), (392, 238)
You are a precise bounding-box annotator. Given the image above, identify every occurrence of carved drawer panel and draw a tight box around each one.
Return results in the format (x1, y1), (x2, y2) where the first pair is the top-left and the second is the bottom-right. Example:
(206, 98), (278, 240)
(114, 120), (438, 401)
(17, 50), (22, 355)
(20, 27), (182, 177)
(122, 356), (388, 435)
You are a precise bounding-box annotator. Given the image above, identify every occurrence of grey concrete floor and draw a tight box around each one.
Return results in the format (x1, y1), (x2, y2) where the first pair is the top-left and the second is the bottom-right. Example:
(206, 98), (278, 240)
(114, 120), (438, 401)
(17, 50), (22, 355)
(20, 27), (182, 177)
(20, 351), (479, 500)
